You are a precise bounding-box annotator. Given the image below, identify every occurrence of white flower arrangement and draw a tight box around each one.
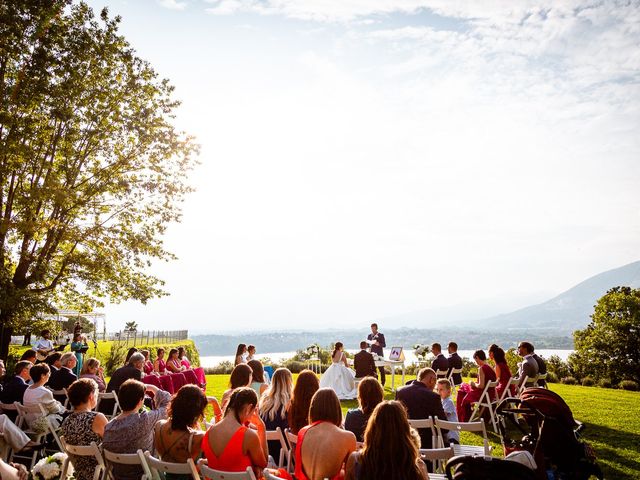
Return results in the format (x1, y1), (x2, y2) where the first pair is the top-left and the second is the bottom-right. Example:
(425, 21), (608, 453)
(306, 344), (320, 356)
(413, 343), (430, 360)
(32, 452), (67, 480)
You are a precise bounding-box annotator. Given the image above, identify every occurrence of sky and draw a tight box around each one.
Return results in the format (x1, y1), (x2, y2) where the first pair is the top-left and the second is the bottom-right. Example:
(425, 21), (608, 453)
(83, 0), (640, 333)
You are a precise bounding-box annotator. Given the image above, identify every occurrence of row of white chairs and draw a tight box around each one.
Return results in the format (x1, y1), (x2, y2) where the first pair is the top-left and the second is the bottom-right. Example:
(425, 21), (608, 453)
(469, 373), (548, 433)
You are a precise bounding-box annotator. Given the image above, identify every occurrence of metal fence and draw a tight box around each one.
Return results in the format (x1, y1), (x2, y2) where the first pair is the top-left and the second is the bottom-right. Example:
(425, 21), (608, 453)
(104, 330), (189, 346)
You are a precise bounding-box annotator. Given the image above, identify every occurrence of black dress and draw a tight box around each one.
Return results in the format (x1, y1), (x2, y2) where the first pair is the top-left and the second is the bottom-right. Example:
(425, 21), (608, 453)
(261, 406), (288, 464)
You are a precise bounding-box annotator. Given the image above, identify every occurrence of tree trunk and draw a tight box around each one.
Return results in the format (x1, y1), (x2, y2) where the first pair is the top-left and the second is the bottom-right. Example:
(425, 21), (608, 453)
(0, 313), (14, 360)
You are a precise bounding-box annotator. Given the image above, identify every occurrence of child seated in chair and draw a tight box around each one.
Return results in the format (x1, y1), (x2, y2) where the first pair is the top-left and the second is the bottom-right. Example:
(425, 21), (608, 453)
(436, 379), (459, 445)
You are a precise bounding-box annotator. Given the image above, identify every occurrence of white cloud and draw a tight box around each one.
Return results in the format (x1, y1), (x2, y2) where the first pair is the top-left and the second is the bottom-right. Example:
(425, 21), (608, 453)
(159, 0), (187, 10)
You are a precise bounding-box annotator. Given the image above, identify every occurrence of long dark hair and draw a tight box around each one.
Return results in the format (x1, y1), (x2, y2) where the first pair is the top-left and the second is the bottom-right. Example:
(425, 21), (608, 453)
(225, 387), (258, 424)
(229, 364), (252, 389)
(235, 344), (246, 357)
(332, 342), (343, 359)
(360, 401), (424, 480)
(492, 346), (507, 364)
(247, 360), (265, 383)
(288, 369), (320, 434)
(169, 385), (208, 430)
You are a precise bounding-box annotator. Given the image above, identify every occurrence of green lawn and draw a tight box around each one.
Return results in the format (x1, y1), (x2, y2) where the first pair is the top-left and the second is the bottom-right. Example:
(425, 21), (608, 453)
(204, 374), (640, 479)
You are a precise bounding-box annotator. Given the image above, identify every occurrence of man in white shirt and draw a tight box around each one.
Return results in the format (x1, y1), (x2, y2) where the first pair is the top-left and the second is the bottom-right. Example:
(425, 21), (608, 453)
(33, 329), (55, 360)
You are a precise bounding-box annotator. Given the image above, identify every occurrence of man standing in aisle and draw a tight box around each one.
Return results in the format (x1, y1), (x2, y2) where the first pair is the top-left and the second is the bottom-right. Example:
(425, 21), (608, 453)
(367, 323), (386, 386)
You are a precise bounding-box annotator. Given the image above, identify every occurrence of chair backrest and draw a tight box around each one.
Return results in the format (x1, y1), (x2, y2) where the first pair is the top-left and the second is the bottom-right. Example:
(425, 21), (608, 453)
(478, 380), (498, 402)
(96, 392), (121, 419)
(49, 388), (70, 408)
(536, 373), (548, 387)
(197, 459), (257, 480)
(496, 377), (519, 404)
(103, 448), (152, 480)
(15, 402), (63, 449)
(144, 451), (200, 480)
(265, 427), (288, 468)
(518, 375), (538, 395)
(60, 436), (106, 480)
(434, 418), (490, 455)
(435, 369), (448, 378)
(408, 417), (440, 448)
(447, 368), (463, 386)
(419, 446), (455, 461)
(284, 428), (298, 474)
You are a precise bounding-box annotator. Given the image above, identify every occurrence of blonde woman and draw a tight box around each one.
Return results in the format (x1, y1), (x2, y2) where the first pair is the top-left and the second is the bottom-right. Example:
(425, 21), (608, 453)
(80, 358), (106, 392)
(258, 368), (293, 462)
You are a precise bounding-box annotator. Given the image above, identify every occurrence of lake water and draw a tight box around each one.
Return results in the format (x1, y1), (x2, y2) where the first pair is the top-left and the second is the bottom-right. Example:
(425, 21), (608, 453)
(200, 348), (574, 368)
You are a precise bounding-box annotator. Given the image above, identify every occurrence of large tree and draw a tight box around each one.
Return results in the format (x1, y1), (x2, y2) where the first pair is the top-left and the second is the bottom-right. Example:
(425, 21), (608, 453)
(570, 286), (640, 384)
(0, 1), (198, 358)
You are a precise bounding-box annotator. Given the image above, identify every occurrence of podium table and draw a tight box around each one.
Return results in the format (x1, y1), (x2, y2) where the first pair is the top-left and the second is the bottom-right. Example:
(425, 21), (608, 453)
(375, 358), (406, 391)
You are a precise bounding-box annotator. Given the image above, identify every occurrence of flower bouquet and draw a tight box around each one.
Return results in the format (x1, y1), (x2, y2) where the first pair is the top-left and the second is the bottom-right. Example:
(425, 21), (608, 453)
(413, 344), (430, 362)
(306, 344), (320, 358)
(32, 452), (67, 480)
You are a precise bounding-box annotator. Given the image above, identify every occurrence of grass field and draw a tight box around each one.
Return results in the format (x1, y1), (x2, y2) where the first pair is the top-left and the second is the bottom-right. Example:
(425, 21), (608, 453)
(204, 374), (640, 479)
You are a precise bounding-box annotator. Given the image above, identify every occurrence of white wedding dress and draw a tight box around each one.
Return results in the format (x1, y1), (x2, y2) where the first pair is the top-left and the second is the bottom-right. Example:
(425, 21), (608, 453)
(320, 352), (357, 400)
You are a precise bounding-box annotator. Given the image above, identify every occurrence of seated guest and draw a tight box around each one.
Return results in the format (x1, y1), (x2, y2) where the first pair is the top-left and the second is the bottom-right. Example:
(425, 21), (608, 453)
(288, 369), (320, 434)
(60, 379), (108, 480)
(19, 349), (37, 364)
(23, 364), (66, 430)
(234, 344), (247, 366)
(353, 341), (377, 380)
(345, 377), (384, 442)
(295, 388), (356, 480)
(48, 352), (78, 391)
(1, 361), (32, 405)
(456, 350), (496, 422)
(531, 344), (547, 387)
(202, 387), (268, 475)
(488, 345), (515, 398)
(447, 341), (463, 386)
(102, 380), (170, 480)
(431, 343), (449, 377)
(436, 379), (459, 444)
(259, 368), (293, 462)
(106, 352), (144, 393)
(0, 413), (40, 459)
(178, 347), (191, 369)
(140, 350), (154, 375)
(80, 358), (106, 392)
(396, 367), (447, 449)
(248, 360), (268, 397)
(221, 364), (253, 411)
(154, 385), (211, 464)
(246, 345), (256, 362)
(124, 347), (138, 365)
(44, 352), (62, 372)
(166, 348), (186, 373)
(516, 342), (539, 388)
(154, 348), (167, 374)
(345, 401), (428, 480)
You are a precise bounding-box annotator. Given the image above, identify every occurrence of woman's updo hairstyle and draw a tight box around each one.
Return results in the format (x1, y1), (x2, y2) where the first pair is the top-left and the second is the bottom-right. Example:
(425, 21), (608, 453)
(225, 387), (258, 424)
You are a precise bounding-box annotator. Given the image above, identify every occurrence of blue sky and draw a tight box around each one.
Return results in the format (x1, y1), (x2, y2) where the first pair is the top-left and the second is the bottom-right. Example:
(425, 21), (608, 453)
(84, 0), (640, 332)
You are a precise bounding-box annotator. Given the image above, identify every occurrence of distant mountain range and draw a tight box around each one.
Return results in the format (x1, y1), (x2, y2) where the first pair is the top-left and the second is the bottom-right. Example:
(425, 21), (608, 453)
(477, 260), (640, 333)
(192, 261), (640, 355)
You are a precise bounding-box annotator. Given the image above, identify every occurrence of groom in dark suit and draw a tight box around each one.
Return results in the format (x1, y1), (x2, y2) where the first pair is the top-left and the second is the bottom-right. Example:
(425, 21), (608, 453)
(354, 341), (377, 379)
(367, 323), (386, 385)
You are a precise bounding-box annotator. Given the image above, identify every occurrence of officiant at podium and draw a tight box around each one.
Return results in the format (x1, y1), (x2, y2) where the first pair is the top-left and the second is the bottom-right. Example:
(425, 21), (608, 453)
(367, 323), (386, 385)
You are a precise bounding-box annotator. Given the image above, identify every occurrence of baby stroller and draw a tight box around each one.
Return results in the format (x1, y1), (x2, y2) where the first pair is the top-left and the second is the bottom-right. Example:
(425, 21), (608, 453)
(495, 387), (603, 480)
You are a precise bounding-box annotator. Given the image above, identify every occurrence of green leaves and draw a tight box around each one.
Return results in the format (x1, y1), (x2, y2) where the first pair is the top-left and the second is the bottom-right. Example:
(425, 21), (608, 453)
(0, 1), (198, 326)
(570, 286), (640, 383)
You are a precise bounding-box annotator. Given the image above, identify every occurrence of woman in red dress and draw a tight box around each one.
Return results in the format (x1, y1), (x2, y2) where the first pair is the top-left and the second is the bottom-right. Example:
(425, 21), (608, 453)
(489, 344), (516, 399)
(456, 350), (496, 422)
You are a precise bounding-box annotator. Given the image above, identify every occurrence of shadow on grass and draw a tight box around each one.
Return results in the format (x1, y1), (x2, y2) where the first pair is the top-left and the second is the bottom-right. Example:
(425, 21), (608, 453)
(581, 422), (640, 480)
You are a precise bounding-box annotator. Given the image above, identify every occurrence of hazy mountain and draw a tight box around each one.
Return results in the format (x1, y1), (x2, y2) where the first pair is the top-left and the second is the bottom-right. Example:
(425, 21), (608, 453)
(477, 260), (640, 332)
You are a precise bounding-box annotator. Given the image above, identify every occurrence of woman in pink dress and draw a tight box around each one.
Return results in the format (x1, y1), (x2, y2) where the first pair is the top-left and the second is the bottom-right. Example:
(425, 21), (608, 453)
(140, 350), (155, 375)
(178, 347), (191, 369)
(166, 348), (186, 373)
(456, 350), (496, 422)
(489, 344), (516, 399)
(154, 348), (167, 374)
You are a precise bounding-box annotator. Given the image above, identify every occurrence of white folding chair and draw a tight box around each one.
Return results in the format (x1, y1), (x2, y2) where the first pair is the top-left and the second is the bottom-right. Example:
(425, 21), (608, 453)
(12, 403), (48, 468)
(60, 436), (106, 480)
(48, 388), (70, 409)
(197, 459), (257, 480)
(435, 369), (448, 379)
(103, 448), (151, 480)
(407, 418), (439, 450)
(419, 446), (454, 478)
(434, 418), (492, 457)
(536, 373), (548, 388)
(517, 375), (538, 396)
(284, 428), (298, 474)
(95, 392), (121, 419)
(144, 451), (200, 480)
(469, 380), (499, 432)
(447, 368), (464, 394)
(265, 427), (288, 469)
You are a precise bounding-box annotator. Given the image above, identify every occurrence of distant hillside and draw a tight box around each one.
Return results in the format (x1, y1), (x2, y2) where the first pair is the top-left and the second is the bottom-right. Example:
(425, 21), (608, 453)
(479, 260), (640, 332)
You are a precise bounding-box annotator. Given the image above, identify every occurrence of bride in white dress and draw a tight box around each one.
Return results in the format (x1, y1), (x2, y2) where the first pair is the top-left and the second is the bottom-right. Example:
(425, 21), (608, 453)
(320, 342), (357, 400)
